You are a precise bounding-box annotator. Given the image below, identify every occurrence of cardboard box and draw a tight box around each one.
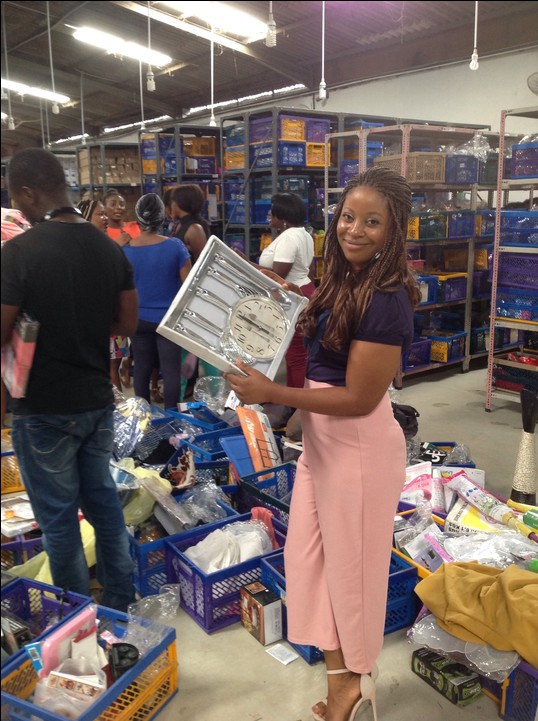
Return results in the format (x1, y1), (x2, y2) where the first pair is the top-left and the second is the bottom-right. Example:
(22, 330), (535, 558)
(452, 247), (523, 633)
(240, 582), (282, 646)
(411, 648), (483, 706)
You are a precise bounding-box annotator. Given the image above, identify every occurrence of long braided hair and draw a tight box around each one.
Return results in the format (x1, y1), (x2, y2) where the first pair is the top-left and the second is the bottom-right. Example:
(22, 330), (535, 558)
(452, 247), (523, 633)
(298, 166), (421, 349)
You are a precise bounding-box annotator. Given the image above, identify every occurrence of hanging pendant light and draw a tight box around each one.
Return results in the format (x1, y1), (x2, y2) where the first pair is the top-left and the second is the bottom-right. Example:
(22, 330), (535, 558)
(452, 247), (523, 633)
(318, 0), (327, 101)
(469, 1), (479, 70)
(265, 1), (277, 47)
(146, 1), (156, 91)
(139, 60), (146, 130)
(209, 27), (216, 126)
(2, 2), (15, 129)
(46, 2), (60, 113)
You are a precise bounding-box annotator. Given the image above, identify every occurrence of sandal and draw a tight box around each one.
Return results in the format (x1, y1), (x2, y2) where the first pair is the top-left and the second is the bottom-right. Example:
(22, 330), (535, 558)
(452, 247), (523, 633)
(312, 664), (379, 721)
(151, 387), (164, 404)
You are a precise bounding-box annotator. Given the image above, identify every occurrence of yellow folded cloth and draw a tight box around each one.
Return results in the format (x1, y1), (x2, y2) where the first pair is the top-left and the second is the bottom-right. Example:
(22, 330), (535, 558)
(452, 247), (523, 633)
(415, 561), (538, 667)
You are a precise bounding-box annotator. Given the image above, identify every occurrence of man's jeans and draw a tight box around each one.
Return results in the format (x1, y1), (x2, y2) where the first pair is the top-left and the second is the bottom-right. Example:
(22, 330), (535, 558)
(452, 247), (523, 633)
(12, 406), (135, 612)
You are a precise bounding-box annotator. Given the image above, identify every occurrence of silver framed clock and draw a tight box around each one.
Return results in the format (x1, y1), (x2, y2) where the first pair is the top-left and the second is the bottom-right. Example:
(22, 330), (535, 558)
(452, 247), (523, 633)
(157, 236), (309, 379)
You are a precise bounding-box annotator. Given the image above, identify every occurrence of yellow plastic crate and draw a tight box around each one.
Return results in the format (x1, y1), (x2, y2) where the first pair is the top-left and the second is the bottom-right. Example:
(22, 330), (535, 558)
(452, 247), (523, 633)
(182, 136), (216, 157)
(279, 116), (306, 141)
(1, 622), (178, 721)
(313, 230), (326, 256)
(1, 430), (24, 495)
(313, 256), (325, 279)
(225, 147), (245, 170)
(306, 142), (326, 167)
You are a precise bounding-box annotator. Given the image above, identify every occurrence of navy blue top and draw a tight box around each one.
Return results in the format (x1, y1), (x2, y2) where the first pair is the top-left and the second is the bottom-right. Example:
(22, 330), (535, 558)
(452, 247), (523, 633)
(306, 287), (414, 386)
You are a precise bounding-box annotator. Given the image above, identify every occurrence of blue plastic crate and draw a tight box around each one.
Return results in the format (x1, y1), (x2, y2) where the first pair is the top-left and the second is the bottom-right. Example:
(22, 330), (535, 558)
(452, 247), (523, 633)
(511, 142), (538, 179)
(161, 446), (236, 493)
(447, 210), (476, 239)
(402, 338), (432, 370)
(305, 117), (331, 142)
(129, 490), (238, 597)
(501, 661), (538, 721)
(251, 200), (272, 224)
(340, 159), (359, 187)
(165, 408), (228, 432)
(496, 288), (538, 322)
(445, 155), (480, 184)
(225, 123), (245, 147)
(223, 179), (246, 202)
(476, 209), (496, 237)
(500, 211), (538, 247)
(0, 579), (91, 665)
(185, 425), (243, 462)
(249, 117), (275, 144)
(1, 605), (177, 721)
(417, 275), (439, 305)
(239, 462), (295, 525)
(250, 141), (306, 168)
(496, 254), (538, 291)
(165, 513), (287, 633)
(225, 200), (246, 224)
(1, 534), (44, 572)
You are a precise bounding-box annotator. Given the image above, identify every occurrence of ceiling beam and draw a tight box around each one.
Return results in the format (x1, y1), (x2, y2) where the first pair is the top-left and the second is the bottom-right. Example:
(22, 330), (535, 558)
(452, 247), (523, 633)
(112, 0), (313, 89)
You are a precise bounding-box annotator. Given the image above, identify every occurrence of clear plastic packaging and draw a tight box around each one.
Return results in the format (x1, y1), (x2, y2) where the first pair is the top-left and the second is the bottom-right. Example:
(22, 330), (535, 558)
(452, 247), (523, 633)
(443, 531), (538, 569)
(183, 520), (273, 573)
(408, 612), (520, 682)
(113, 391), (152, 460)
(444, 443), (472, 465)
(193, 376), (229, 414)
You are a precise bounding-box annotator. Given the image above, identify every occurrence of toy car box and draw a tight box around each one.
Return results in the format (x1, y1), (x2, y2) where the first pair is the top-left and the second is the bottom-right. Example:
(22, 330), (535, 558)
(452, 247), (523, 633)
(412, 647), (483, 706)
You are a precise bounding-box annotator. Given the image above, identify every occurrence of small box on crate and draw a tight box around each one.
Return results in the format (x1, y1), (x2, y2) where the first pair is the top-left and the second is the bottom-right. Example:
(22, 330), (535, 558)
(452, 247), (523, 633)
(412, 648), (483, 706)
(240, 581), (282, 646)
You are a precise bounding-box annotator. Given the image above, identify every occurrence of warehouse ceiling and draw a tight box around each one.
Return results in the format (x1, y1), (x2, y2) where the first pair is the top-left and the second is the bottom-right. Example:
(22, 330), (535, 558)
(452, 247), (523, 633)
(1, 0), (537, 154)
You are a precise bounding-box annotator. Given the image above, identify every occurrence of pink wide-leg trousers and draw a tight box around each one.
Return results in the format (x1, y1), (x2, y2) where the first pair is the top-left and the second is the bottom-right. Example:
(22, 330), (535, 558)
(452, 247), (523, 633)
(284, 381), (406, 673)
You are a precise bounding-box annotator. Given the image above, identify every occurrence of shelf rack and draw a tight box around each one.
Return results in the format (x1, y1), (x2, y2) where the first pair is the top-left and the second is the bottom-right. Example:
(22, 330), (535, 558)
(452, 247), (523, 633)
(485, 106), (538, 411)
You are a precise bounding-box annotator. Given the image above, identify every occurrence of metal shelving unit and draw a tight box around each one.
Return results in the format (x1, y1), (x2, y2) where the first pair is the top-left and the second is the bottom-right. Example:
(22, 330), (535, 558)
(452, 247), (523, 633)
(485, 106), (538, 411)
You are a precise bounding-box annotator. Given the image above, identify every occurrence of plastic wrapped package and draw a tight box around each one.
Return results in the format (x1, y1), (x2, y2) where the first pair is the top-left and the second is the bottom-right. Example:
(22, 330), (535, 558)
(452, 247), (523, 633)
(120, 613), (171, 658)
(443, 531), (538, 569)
(178, 482), (230, 529)
(193, 376), (229, 414)
(32, 657), (107, 719)
(450, 135), (491, 163)
(113, 391), (152, 460)
(184, 520), (273, 573)
(408, 612), (520, 682)
(445, 443), (472, 465)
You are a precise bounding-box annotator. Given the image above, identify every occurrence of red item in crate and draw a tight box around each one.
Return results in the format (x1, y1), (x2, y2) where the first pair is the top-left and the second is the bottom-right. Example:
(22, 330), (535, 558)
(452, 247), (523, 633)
(507, 353), (538, 366)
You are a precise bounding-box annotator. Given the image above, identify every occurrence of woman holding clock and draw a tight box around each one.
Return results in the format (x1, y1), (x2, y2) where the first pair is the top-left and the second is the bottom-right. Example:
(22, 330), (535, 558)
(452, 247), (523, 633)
(226, 167), (420, 721)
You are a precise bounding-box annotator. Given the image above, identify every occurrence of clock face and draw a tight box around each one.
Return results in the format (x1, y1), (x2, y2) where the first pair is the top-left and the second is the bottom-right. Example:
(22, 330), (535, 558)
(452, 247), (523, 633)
(229, 296), (290, 360)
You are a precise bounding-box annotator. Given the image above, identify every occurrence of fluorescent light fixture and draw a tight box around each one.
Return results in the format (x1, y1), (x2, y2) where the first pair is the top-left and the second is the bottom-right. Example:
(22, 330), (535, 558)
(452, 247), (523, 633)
(1, 78), (70, 104)
(1, 111), (6, 120)
(51, 133), (90, 145)
(103, 114), (172, 133)
(73, 27), (172, 67)
(158, 1), (267, 42)
(185, 84), (307, 117)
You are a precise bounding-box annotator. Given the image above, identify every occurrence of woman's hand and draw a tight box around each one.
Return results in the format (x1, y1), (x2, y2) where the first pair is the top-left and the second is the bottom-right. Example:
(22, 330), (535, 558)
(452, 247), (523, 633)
(118, 230), (132, 247)
(224, 361), (276, 405)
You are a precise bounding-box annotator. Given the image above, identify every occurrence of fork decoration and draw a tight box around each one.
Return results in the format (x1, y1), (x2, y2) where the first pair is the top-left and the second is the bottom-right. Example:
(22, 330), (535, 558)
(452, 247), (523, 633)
(179, 308), (255, 366)
(213, 253), (291, 308)
(206, 265), (258, 299)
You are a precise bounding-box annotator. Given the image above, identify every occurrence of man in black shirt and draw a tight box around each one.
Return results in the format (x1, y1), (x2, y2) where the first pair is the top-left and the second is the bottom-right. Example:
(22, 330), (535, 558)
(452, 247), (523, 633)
(1, 149), (138, 611)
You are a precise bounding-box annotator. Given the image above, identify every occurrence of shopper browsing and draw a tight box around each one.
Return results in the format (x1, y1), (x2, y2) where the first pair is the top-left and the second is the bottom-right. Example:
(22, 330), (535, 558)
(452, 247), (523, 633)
(236, 192), (315, 389)
(103, 189), (140, 247)
(123, 193), (192, 410)
(225, 167), (421, 721)
(1, 148), (138, 612)
(169, 183), (211, 262)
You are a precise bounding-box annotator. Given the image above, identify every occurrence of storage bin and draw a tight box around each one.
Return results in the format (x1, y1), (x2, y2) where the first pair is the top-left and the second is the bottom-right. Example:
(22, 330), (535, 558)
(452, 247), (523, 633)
(183, 156), (216, 174)
(250, 141), (306, 168)
(422, 331), (467, 362)
(500, 211), (538, 247)
(374, 153), (445, 183)
(305, 117), (331, 142)
(129, 489), (238, 597)
(476, 209), (496, 237)
(1, 578), (91, 658)
(224, 146), (245, 170)
(496, 254), (538, 290)
(224, 123), (245, 147)
(165, 513), (287, 633)
(501, 660), (538, 721)
(445, 154), (481, 184)
(511, 142), (538, 178)
(305, 142), (326, 167)
(417, 275), (438, 305)
(496, 288), (538, 322)
(473, 269), (491, 298)
(278, 115), (306, 141)
(182, 136), (216, 157)
(407, 212), (447, 241)
(251, 200), (272, 224)
(470, 326), (491, 354)
(1, 605), (178, 721)
(402, 339), (432, 370)
(277, 175), (309, 197)
(140, 133), (176, 159)
(1, 430), (24, 495)
(340, 159), (359, 187)
(249, 117), (273, 144)
(1, 534), (43, 572)
(447, 210), (476, 239)
(223, 179), (246, 202)
(239, 462), (295, 525)
(313, 257), (325, 279)
(185, 425), (243, 462)
(165, 408), (228, 432)
(225, 200), (246, 224)
(493, 354), (538, 394)
(435, 273), (468, 303)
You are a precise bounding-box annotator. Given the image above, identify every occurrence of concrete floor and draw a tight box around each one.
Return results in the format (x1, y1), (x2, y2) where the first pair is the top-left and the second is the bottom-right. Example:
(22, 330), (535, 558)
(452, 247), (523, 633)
(153, 362), (529, 721)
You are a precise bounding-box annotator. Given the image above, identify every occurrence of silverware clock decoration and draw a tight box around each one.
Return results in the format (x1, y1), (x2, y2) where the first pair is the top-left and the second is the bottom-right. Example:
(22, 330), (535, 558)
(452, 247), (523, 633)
(157, 236), (308, 379)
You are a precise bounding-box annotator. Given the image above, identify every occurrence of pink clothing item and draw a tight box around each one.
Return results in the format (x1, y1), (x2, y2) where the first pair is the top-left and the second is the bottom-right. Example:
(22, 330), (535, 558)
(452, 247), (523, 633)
(284, 381), (406, 673)
(1, 208), (31, 242)
(251, 507), (279, 550)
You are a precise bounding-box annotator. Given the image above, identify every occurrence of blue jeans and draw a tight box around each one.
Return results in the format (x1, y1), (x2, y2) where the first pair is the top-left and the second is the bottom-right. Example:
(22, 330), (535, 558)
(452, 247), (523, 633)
(11, 406), (135, 612)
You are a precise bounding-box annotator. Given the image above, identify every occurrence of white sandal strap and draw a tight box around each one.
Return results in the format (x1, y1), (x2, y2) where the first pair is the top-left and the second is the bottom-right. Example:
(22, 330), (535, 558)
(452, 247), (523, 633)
(326, 668), (350, 675)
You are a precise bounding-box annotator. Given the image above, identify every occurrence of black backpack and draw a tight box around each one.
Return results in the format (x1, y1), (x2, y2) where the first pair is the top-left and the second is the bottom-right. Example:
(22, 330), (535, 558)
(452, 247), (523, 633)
(392, 402), (420, 438)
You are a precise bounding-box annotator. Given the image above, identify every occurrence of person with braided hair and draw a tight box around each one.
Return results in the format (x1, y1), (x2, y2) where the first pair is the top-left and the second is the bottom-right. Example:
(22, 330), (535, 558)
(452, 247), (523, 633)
(225, 167), (421, 721)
